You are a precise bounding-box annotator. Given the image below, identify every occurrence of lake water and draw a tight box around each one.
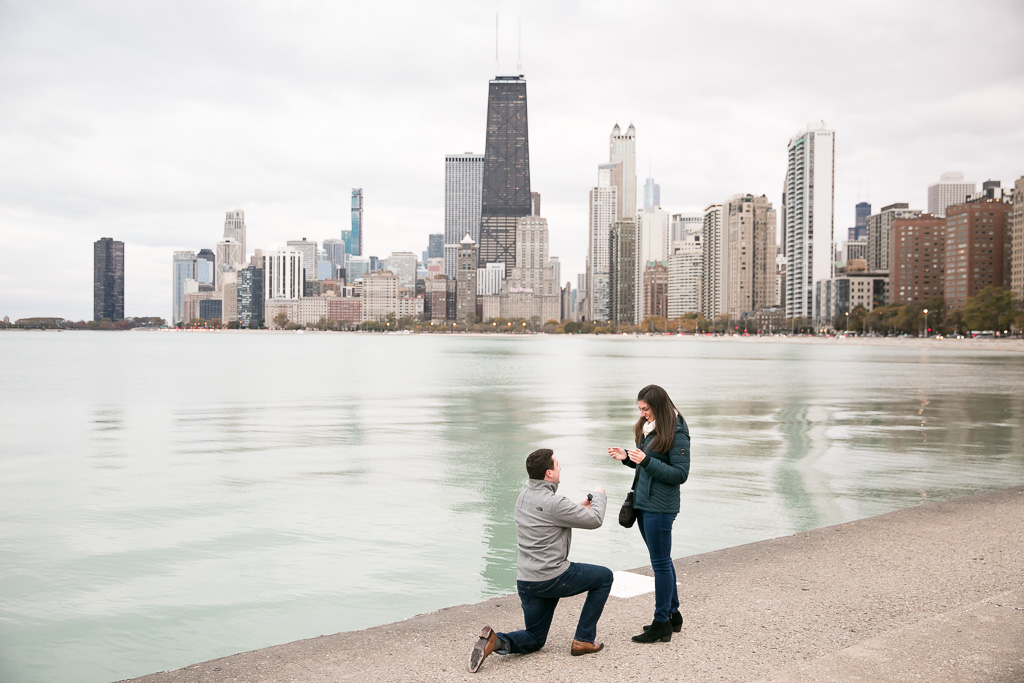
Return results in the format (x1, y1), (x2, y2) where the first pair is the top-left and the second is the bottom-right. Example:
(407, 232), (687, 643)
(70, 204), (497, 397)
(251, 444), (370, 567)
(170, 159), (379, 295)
(2, 332), (1023, 682)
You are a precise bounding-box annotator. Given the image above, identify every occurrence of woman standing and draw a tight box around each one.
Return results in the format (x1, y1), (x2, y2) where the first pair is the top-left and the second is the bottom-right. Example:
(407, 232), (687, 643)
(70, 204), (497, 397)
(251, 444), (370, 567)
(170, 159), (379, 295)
(608, 384), (690, 644)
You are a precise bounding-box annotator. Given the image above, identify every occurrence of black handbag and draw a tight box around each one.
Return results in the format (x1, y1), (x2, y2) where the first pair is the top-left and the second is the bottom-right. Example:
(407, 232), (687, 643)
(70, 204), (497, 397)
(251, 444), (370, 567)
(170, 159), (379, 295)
(618, 467), (641, 528)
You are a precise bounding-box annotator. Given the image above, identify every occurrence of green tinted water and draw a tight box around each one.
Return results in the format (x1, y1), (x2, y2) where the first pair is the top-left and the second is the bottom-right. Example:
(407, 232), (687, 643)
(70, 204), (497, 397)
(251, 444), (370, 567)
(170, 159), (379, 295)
(1, 332), (1022, 682)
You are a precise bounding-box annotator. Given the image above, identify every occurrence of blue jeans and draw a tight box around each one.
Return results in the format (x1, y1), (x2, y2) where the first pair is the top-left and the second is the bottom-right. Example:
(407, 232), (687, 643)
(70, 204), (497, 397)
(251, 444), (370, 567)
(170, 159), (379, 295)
(496, 562), (614, 654)
(637, 510), (679, 622)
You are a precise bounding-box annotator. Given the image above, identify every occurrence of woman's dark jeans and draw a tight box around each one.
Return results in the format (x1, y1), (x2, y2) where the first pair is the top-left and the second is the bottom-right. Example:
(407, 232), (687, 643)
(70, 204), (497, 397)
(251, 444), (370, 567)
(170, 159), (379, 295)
(496, 562), (614, 654)
(637, 510), (679, 622)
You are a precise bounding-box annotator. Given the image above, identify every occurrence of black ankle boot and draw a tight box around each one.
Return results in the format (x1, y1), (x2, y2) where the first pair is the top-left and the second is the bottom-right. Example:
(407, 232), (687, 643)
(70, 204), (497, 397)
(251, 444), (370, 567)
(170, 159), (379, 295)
(643, 611), (683, 633)
(669, 611), (683, 632)
(632, 619), (672, 643)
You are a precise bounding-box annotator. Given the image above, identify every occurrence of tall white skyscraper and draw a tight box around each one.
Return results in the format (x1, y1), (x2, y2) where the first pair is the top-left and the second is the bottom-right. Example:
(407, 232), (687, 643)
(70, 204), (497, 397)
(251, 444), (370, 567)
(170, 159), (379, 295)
(609, 123), (637, 220)
(700, 204), (725, 320)
(223, 210), (246, 262)
(264, 249), (304, 301)
(784, 122), (835, 321)
(927, 172), (976, 218)
(587, 162), (619, 321)
(444, 153), (484, 278)
(638, 206), (670, 266)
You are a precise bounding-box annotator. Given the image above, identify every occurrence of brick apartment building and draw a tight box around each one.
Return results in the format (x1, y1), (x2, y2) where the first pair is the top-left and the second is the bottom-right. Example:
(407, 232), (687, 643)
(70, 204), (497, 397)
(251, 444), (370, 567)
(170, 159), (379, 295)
(943, 199), (1011, 312)
(890, 214), (946, 304)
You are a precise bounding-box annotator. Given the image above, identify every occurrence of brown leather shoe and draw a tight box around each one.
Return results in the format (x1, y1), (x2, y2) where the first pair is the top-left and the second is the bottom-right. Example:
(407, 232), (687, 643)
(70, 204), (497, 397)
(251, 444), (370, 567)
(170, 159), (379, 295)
(570, 639), (605, 656)
(469, 625), (497, 673)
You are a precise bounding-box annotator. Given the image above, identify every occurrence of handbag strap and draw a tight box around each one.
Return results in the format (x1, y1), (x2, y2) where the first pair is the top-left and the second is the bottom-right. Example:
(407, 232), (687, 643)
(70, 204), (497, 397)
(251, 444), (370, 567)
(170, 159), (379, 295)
(629, 465), (640, 493)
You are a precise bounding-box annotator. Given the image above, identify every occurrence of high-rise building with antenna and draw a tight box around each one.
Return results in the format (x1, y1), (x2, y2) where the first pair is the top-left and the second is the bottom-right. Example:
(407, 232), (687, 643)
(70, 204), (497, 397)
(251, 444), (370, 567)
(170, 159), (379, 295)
(479, 75), (532, 272)
(644, 177), (660, 210)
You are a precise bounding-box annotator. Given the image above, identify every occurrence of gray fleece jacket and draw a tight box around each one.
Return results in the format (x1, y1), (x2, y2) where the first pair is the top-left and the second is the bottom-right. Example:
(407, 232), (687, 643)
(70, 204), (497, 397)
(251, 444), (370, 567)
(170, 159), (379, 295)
(513, 479), (606, 582)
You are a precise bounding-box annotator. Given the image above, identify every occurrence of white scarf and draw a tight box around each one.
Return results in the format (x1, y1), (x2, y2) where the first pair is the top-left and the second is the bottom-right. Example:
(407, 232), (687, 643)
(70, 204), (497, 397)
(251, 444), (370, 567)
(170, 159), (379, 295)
(643, 420), (656, 437)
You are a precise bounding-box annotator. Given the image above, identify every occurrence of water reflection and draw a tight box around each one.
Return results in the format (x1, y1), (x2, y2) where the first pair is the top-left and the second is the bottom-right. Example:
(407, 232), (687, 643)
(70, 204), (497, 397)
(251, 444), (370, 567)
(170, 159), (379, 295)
(2, 333), (1024, 683)
(89, 407), (125, 470)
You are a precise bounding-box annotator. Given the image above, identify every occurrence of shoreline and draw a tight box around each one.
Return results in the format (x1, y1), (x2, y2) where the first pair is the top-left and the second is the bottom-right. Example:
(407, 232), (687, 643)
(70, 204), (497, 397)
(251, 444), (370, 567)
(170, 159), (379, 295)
(8, 327), (1024, 356)
(7, 327), (1024, 352)
(124, 485), (1024, 682)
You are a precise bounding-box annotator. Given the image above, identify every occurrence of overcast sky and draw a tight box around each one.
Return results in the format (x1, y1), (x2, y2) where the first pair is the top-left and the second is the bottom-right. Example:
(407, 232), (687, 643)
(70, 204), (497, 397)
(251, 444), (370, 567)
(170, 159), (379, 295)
(2, 0), (1023, 321)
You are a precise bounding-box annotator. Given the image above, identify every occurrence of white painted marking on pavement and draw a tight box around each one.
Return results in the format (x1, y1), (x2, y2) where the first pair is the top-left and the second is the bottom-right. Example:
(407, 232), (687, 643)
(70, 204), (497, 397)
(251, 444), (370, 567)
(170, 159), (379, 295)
(610, 570), (679, 599)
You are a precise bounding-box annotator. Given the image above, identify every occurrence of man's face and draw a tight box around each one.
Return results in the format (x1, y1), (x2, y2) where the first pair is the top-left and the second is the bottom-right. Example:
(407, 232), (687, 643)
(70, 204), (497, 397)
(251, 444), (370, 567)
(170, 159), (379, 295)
(545, 456), (561, 484)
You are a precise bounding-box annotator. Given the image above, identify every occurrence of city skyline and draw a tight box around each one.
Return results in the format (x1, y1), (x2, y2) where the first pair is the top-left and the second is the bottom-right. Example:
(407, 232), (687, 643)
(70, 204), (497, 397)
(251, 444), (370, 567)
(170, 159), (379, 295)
(2, 1), (1023, 320)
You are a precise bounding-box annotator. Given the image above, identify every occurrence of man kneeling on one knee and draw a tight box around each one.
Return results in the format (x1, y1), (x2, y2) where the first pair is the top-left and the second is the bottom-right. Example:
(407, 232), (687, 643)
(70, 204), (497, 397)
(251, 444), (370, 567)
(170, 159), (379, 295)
(469, 448), (613, 673)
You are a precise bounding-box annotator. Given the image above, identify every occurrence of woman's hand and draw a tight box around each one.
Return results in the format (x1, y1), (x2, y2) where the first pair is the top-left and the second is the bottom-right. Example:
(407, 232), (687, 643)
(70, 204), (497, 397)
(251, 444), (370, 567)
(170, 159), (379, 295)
(627, 448), (646, 464)
(607, 447), (627, 461)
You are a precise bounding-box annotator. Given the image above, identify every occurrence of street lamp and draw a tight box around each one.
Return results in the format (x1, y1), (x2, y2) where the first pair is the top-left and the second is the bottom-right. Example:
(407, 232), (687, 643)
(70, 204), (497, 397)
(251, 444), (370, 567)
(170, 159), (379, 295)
(923, 308), (929, 338)
(845, 310), (849, 333)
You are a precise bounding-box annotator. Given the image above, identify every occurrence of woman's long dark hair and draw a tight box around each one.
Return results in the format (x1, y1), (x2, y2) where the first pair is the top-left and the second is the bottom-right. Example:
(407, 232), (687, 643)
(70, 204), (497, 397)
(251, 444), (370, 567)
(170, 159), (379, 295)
(633, 384), (683, 453)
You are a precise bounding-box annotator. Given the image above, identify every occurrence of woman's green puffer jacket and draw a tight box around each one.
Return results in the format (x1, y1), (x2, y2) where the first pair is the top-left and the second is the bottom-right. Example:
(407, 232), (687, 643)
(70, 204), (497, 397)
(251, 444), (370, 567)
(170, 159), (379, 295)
(622, 414), (690, 514)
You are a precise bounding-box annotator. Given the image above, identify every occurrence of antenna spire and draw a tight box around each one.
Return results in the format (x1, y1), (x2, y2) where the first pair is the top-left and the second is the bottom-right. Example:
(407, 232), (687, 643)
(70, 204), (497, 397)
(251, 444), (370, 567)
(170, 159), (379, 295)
(517, 19), (522, 73)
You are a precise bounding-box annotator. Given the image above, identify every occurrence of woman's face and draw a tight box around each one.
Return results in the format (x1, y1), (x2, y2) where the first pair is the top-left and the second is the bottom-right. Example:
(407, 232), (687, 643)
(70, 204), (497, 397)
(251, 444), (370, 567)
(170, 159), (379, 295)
(637, 400), (654, 423)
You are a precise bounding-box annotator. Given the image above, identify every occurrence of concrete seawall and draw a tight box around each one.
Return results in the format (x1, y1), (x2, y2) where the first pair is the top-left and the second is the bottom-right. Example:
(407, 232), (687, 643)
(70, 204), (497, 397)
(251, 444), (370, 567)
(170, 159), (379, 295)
(125, 486), (1024, 682)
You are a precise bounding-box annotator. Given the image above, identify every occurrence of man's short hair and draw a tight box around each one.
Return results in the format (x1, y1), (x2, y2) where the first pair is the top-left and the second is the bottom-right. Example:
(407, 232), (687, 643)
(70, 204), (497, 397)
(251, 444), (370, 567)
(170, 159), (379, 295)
(526, 448), (555, 480)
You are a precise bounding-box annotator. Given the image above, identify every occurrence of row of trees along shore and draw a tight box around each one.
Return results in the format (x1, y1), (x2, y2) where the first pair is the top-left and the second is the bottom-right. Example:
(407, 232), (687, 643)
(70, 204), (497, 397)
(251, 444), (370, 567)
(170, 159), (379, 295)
(4, 287), (1021, 336)
(1, 317), (166, 330)
(833, 287), (1022, 336)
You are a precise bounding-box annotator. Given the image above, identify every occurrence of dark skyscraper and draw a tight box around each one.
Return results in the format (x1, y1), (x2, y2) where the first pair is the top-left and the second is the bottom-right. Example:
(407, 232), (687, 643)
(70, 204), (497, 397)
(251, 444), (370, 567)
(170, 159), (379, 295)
(479, 75), (531, 271)
(197, 248), (216, 287)
(237, 265), (265, 328)
(849, 201), (871, 240)
(93, 237), (124, 321)
(855, 201), (871, 229)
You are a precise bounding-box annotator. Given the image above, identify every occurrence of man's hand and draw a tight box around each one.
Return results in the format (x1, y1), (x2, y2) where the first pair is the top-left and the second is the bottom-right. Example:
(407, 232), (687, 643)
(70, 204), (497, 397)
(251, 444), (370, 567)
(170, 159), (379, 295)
(608, 447), (627, 461)
(580, 487), (606, 508)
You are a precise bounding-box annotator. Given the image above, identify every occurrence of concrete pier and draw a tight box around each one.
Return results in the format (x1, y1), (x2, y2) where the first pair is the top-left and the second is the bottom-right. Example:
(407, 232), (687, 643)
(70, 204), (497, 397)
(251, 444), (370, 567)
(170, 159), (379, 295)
(124, 486), (1024, 682)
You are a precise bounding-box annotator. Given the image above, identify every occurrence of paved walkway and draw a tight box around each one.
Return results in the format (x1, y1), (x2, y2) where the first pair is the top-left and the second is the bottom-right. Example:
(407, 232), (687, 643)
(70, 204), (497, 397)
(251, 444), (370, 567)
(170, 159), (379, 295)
(125, 486), (1024, 682)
